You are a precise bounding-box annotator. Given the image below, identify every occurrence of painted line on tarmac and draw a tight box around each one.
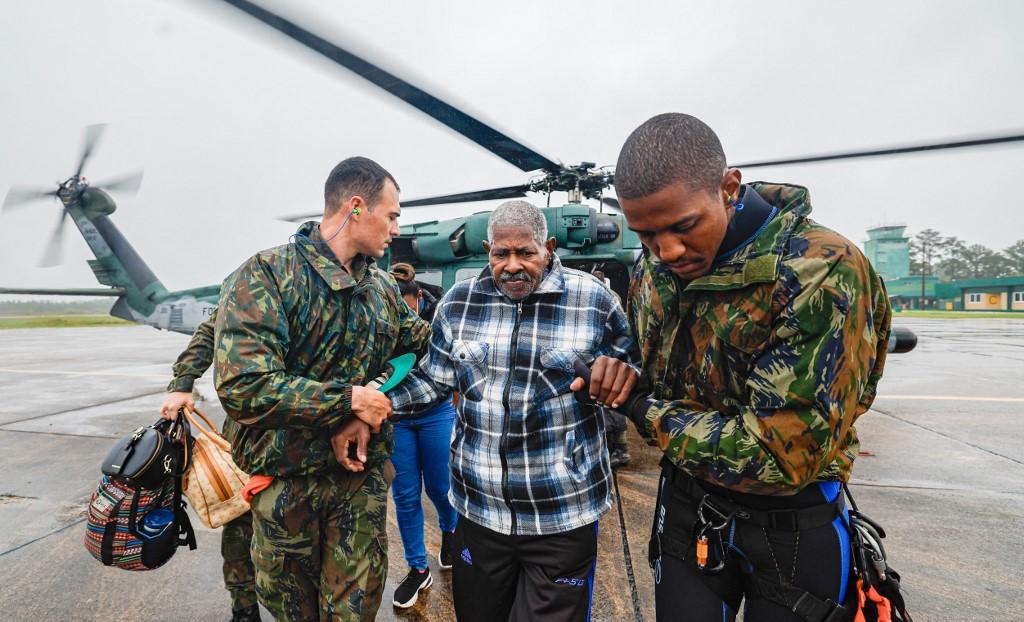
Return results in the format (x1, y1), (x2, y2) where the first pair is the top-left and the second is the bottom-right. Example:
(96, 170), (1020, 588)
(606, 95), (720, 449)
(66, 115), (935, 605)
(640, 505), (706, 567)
(0, 367), (166, 379)
(879, 394), (1024, 403)
(872, 407), (1024, 467)
(850, 480), (1024, 496)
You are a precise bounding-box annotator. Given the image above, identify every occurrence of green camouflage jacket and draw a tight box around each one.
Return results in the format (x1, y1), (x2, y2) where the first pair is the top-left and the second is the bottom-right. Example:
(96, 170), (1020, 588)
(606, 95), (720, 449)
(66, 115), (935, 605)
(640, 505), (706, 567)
(628, 183), (891, 495)
(167, 311), (216, 394)
(214, 222), (430, 477)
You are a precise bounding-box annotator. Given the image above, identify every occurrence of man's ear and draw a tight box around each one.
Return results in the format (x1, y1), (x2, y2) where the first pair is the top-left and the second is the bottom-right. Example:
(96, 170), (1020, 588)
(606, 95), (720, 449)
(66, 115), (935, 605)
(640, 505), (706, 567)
(721, 168), (743, 201)
(349, 195), (366, 218)
(545, 237), (557, 257)
(482, 239), (491, 253)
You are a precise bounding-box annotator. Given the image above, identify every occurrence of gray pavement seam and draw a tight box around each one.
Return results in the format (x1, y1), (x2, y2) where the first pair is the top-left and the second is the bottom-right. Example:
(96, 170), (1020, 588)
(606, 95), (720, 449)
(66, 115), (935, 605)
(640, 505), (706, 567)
(0, 428), (118, 440)
(0, 517), (86, 558)
(0, 389), (167, 427)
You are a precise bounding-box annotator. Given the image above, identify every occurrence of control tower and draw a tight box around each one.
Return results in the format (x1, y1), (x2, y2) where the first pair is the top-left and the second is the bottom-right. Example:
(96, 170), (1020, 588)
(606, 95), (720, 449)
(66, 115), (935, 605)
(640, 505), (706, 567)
(864, 224), (910, 280)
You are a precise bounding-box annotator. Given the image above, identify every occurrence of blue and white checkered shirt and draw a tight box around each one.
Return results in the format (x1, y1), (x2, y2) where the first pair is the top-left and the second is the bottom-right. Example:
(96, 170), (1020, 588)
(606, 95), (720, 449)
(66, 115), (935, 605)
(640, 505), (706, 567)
(389, 256), (637, 536)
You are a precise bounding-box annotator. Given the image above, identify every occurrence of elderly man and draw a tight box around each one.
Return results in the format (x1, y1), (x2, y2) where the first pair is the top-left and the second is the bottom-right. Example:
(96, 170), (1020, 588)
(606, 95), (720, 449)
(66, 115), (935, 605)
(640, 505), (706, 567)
(377, 200), (638, 622)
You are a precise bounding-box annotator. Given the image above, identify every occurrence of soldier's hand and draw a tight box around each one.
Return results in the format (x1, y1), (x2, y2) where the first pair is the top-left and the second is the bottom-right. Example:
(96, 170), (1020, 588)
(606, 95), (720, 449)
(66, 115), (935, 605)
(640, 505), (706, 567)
(331, 418), (372, 472)
(351, 386), (392, 432)
(160, 391), (194, 420)
(570, 356), (638, 409)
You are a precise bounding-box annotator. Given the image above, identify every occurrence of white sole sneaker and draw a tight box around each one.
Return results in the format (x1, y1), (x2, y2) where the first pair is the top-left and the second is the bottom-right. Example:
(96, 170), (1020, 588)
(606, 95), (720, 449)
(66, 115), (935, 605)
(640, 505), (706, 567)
(392, 573), (433, 608)
(438, 550), (453, 570)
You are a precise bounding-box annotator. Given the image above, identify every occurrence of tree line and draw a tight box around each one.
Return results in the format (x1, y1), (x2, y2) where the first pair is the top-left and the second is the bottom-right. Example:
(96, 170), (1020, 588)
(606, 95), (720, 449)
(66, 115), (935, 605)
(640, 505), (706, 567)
(911, 230), (1024, 281)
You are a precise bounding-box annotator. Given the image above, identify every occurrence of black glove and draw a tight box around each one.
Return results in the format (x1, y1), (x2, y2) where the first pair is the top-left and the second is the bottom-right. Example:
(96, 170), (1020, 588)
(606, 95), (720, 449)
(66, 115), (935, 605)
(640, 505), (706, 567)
(572, 360), (652, 429)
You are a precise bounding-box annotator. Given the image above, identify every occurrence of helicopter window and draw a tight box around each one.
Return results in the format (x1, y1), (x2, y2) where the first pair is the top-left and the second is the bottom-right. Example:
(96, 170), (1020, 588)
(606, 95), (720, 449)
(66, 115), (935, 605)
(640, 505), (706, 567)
(455, 268), (480, 283)
(416, 270), (443, 287)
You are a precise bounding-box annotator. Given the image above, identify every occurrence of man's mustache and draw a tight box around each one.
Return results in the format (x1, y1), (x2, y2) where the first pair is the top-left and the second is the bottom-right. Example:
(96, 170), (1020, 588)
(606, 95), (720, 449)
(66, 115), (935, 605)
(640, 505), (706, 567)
(499, 271), (531, 283)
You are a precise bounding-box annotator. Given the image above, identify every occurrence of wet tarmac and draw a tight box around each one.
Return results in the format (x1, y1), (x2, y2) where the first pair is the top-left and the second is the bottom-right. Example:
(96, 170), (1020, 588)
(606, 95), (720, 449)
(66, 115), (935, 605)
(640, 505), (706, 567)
(0, 317), (1021, 621)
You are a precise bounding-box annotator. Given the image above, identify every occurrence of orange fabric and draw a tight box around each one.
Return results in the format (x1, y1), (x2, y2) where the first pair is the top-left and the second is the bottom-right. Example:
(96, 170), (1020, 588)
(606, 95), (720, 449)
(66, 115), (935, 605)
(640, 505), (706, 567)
(241, 474), (275, 503)
(854, 578), (893, 622)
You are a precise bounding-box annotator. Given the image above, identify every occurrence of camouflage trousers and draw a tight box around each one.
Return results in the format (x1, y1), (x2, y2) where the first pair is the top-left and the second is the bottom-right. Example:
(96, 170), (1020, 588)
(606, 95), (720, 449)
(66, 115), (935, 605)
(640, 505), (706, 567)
(222, 511), (258, 610)
(249, 461), (394, 622)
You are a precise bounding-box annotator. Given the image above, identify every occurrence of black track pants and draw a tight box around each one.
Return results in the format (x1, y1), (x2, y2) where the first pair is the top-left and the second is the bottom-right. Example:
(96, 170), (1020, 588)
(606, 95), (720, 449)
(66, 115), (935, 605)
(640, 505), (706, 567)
(452, 516), (598, 622)
(651, 469), (852, 622)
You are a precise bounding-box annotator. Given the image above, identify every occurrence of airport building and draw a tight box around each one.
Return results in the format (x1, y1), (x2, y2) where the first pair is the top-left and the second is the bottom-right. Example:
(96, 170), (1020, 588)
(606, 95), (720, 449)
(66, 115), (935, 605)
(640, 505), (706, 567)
(863, 225), (1023, 312)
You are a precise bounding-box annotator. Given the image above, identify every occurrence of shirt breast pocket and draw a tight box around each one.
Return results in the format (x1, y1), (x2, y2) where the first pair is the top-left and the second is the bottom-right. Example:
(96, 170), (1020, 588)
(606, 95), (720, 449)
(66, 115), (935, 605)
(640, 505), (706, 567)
(709, 313), (770, 395)
(534, 347), (588, 403)
(451, 339), (489, 402)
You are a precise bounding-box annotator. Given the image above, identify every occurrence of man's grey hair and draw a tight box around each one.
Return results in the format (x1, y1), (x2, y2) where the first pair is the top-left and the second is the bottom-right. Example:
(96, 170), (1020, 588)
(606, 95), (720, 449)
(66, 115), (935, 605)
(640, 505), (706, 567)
(487, 200), (549, 247)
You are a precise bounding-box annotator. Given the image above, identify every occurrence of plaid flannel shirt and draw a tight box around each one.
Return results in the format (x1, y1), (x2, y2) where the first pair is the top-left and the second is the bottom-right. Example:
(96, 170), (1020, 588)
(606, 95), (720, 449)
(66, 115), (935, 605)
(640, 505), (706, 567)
(389, 256), (637, 536)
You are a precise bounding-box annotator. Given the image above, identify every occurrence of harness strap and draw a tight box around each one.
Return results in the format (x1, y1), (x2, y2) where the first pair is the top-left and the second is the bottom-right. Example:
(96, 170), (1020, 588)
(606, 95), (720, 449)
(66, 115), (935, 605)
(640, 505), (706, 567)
(663, 462), (841, 531)
(746, 573), (849, 622)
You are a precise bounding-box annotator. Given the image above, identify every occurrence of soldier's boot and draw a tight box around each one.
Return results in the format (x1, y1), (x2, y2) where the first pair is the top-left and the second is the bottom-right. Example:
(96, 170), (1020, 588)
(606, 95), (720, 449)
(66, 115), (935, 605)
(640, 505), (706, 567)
(609, 429), (631, 468)
(228, 604), (261, 622)
(609, 445), (632, 469)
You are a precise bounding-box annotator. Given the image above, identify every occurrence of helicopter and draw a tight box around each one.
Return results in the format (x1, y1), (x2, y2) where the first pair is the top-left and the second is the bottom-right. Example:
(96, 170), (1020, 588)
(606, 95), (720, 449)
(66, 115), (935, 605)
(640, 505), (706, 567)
(6, 0), (1023, 349)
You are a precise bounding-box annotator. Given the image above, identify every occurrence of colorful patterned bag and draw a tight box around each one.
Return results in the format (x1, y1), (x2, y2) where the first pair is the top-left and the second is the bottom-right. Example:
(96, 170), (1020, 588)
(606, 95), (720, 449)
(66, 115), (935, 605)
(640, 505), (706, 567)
(84, 418), (196, 570)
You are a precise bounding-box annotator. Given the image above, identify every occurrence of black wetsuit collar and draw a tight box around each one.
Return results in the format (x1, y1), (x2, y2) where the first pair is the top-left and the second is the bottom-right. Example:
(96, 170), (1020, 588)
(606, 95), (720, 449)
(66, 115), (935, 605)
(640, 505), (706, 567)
(715, 185), (778, 263)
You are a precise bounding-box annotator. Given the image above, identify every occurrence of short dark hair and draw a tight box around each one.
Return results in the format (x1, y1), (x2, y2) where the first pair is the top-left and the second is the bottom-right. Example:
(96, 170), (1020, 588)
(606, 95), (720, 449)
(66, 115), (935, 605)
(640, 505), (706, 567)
(323, 157), (400, 217)
(614, 113), (726, 199)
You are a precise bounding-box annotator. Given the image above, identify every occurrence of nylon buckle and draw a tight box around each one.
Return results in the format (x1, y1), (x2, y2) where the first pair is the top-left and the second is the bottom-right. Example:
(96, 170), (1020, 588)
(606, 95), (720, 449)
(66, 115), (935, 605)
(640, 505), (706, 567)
(768, 509), (799, 531)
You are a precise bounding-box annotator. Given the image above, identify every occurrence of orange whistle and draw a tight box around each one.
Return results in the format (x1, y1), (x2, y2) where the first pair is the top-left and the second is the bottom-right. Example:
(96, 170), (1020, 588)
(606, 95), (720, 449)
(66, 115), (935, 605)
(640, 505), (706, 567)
(696, 535), (709, 568)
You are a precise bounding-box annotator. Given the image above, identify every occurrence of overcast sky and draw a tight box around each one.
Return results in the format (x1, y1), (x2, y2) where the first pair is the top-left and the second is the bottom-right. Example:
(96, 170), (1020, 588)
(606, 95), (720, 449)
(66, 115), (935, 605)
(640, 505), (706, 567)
(1, 0), (1022, 299)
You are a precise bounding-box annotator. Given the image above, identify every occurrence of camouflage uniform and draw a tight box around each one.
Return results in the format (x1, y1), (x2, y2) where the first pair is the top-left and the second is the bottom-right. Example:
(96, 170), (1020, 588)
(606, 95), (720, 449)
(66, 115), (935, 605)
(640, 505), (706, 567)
(628, 183), (891, 494)
(167, 310), (257, 613)
(629, 183), (892, 620)
(214, 222), (430, 621)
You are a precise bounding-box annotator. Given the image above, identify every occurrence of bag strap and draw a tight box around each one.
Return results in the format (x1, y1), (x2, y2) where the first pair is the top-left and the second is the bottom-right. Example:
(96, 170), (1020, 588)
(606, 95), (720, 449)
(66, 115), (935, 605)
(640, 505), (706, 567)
(171, 468), (197, 551)
(181, 406), (232, 453)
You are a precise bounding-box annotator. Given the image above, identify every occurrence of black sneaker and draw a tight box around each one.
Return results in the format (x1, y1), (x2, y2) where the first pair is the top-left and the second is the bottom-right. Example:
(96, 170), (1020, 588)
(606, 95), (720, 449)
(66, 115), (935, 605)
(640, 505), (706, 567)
(609, 446), (631, 469)
(438, 530), (455, 569)
(228, 605), (261, 622)
(393, 568), (432, 608)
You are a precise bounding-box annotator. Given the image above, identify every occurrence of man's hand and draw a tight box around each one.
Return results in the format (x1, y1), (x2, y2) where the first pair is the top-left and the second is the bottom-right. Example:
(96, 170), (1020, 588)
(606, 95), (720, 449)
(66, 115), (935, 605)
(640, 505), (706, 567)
(160, 391), (194, 420)
(350, 386), (393, 432)
(570, 356), (638, 409)
(331, 418), (372, 472)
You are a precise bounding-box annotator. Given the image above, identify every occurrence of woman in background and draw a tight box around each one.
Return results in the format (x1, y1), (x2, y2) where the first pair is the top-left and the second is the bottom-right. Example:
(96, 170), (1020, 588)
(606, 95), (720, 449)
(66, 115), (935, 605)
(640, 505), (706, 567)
(388, 263), (459, 609)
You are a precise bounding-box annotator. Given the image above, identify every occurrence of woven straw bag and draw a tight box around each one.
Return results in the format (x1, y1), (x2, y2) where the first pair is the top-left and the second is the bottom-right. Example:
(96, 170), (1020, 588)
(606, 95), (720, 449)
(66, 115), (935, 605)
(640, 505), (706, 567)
(180, 406), (250, 528)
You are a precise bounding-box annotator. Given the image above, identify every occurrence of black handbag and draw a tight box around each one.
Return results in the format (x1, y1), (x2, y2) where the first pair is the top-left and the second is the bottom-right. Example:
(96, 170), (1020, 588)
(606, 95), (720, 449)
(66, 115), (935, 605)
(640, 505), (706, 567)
(101, 418), (190, 489)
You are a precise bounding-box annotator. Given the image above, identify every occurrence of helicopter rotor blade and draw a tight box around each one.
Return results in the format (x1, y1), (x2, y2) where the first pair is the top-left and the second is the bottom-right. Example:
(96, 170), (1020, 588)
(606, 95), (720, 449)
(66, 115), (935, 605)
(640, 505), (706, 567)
(401, 185), (531, 208)
(38, 209), (69, 267)
(2, 186), (58, 211)
(734, 132), (1024, 169)
(95, 170), (144, 194)
(600, 197), (621, 213)
(216, 0), (560, 173)
(75, 123), (108, 177)
(279, 185), (532, 222)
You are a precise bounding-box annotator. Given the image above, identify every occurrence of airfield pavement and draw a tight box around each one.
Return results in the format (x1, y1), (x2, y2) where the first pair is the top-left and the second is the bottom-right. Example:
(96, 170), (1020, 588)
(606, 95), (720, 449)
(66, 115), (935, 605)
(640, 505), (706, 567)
(0, 317), (1022, 621)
